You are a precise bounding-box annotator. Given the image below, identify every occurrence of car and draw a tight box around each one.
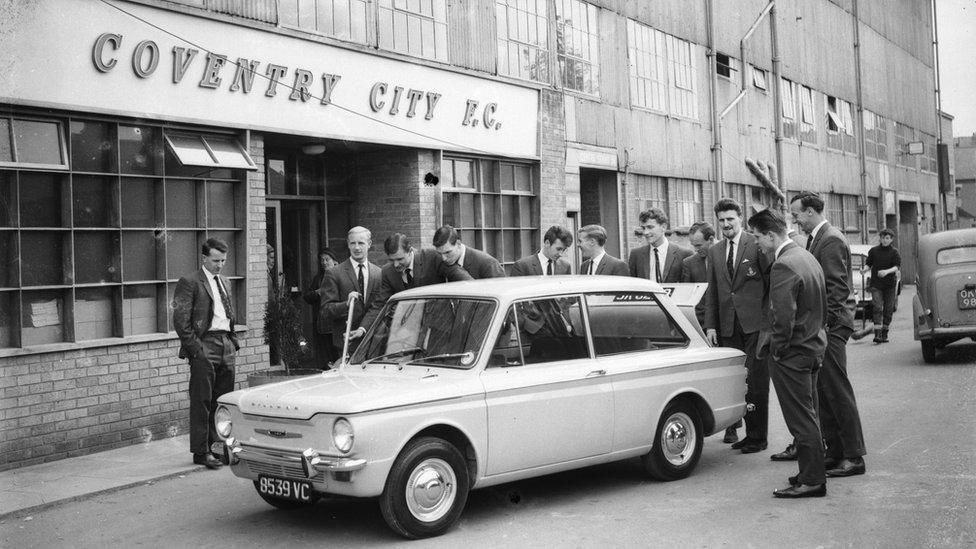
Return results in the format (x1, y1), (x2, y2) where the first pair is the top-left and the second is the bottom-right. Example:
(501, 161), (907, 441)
(214, 276), (746, 539)
(850, 243), (902, 323)
(912, 228), (976, 363)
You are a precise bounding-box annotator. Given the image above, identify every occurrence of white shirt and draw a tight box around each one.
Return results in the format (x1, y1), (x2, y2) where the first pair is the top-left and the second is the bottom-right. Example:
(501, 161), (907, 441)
(537, 251), (554, 275)
(649, 239), (669, 282)
(402, 253), (416, 284)
(588, 251), (606, 274)
(808, 220), (828, 246)
(203, 267), (231, 332)
(775, 240), (791, 260)
(350, 258), (370, 299)
(457, 245), (468, 270)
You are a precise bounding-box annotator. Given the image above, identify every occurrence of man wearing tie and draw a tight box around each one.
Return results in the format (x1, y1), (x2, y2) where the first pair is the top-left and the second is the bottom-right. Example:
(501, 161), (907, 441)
(511, 225), (574, 276)
(433, 225), (506, 279)
(172, 237), (240, 470)
(704, 198), (770, 452)
(578, 224), (629, 276)
(629, 208), (693, 283)
(681, 221), (716, 325)
(320, 226), (382, 350)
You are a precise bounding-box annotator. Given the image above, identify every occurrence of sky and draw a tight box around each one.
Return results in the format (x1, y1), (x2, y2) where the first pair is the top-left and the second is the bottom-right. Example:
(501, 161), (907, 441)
(937, 0), (976, 137)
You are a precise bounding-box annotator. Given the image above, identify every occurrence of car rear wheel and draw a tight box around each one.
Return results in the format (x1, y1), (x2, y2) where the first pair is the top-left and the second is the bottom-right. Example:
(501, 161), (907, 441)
(253, 481), (321, 510)
(642, 399), (703, 481)
(379, 437), (470, 539)
(921, 339), (938, 363)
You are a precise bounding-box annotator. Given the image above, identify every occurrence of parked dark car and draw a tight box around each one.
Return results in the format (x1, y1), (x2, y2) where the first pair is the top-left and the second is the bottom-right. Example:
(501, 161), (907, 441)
(912, 228), (976, 363)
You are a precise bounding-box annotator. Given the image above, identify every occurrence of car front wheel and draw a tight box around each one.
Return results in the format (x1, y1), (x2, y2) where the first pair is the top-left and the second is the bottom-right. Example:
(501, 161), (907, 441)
(642, 399), (703, 481)
(379, 437), (470, 539)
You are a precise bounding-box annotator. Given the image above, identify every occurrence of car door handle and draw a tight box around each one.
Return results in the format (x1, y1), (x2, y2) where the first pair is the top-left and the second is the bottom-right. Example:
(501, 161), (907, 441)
(585, 369), (606, 378)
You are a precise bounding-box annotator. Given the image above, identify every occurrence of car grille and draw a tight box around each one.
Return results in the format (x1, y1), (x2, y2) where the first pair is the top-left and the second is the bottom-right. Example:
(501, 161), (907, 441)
(239, 445), (327, 483)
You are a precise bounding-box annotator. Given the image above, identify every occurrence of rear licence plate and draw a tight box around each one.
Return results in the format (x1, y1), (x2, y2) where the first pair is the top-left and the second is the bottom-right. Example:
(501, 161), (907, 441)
(959, 288), (976, 310)
(258, 475), (313, 502)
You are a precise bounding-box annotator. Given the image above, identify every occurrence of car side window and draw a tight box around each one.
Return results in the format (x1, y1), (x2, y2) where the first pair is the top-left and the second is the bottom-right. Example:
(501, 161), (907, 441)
(585, 292), (689, 356)
(489, 306), (524, 367)
(509, 296), (589, 365)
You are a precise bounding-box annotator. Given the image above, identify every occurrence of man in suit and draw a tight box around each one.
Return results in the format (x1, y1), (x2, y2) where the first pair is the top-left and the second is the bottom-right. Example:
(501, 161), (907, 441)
(786, 192), (866, 477)
(320, 226), (382, 355)
(361, 233), (472, 328)
(433, 225), (506, 279)
(578, 224), (629, 276)
(681, 221), (715, 327)
(749, 209), (828, 498)
(302, 248), (339, 368)
(512, 225), (574, 276)
(629, 208), (693, 283)
(704, 198), (770, 452)
(172, 237), (240, 470)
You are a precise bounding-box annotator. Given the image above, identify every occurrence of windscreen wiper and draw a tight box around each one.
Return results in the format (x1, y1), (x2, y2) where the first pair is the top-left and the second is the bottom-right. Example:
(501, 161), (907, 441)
(360, 347), (424, 369)
(406, 351), (475, 368)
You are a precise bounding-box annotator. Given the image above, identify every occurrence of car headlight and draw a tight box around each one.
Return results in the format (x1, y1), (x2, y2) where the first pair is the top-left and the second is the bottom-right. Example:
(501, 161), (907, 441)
(215, 406), (233, 438)
(332, 417), (354, 454)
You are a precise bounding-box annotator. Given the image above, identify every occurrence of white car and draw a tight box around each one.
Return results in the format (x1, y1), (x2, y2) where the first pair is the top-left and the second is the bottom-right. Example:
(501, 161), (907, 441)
(215, 276), (746, 538)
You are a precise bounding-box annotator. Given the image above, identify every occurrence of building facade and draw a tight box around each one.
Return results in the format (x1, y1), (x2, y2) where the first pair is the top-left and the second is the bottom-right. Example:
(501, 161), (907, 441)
(952, 135), (976, 228)
(0, 0), (947, 469)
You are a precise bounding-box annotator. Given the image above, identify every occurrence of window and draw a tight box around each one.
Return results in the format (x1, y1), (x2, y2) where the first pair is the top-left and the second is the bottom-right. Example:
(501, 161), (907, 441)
(842, 194), (860, 232)
(825, 96), (857, 154)
(378, 0), (447, 61)
(586, 292), (687, 356)
(894, 122), (915, 169)
(752, 66), (768, 91)
(715, 52), (736, 79)
(826, 193), (843, 227)
(725, 183), (750, 213)
(441, 156), (538, 271)
(496, 0), (550, 83)
(635, 174), (666, 213)
(0, 116), (68, 170)
(501, 297), (588, 365)
(920, 133), (937, 173)
(669, 179), (703, 228)
(0, 110), (247, 350)
(666, 34), (698, 119)
(555, 0), (600, 95)
(626, 20), (667, 112)
(867, 196), (879, 231)
(780, 78), (796, 140)
(165, 134), (255, 170)
(279, 0), (369, 44)
(798, 85), (816, 144)
(864, 110), (889, 162)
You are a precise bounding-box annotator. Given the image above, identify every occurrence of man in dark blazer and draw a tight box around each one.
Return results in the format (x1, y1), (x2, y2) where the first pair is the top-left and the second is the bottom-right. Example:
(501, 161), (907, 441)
(320, 226), (382, 355)
(361, 233), (472, 328)
(629, 208), (693, 283)
(787, 192), (866, 477)
(512, 225), (574, 276)
(433, 225), (506, 279)
(750, 209), (828, 498)
(172, 237), (240, 470)
(703, 198), (770, 451)
(578, 224), (629, 276)
(681, 221), (715, 328)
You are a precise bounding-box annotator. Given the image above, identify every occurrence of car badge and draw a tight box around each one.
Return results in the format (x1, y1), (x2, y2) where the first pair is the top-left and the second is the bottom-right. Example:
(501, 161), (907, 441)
(256, 429), (301, 439)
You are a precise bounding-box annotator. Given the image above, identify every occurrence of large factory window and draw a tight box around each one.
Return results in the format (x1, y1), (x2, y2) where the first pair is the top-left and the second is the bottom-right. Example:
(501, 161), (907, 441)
(496, 0), (550, 83)
(555, 0), (600, 96)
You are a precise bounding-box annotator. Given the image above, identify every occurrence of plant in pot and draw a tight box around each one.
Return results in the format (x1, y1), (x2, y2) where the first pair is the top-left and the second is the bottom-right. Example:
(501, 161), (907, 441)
(249, 272), (321, 387)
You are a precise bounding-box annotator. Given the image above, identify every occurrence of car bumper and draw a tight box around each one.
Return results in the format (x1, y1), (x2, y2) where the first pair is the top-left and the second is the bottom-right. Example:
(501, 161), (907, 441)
(219, 437), (367, 477)
(916, 326), (976, 340)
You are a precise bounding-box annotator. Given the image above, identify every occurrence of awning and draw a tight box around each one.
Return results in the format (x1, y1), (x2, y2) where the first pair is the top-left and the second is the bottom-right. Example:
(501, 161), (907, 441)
(164, 133), (256, 170)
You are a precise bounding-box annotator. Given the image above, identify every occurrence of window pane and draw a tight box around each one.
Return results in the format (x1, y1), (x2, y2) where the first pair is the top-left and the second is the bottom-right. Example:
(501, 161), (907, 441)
(205, 136), (253, 169)
(19, 172), (65, 227)
(519, 230), (534, 258)
(21, 290), (66, 345)
(481, 161), (498, 192)
(166, 180), (199, 227)
(70, 120), (117, 173)
(442, 193), (457, 227)
(122, 178), (158, 228)
(75, 231), (121, 284)
(500, 163), (515, 191)
(20, 232), (65, 286)
(267, 157), (287, 195)
(124, 284), (162, 335)
(516, 297), (588, 364)
(454, 160), (473, 188)
(483, 194), (500, 227)
(0, 291), (14, 347)
(519, 196), (533, 227)
(326, 202), (351, 256)
(207, 182), (236, 227)
(514, 164), (532, 192)
(166, 134), (214, 167)
(0, 232), (15, 287)
(0, 119), (11, 162)
(279, 0), (298, 25)
(74, 175), (116, 227)
(587, 292), (687, 355)
(482, 229), (501, 258)
(0, 171), (15, 226)
(75, 287), (116, 340)
(459, 193), (477, 227)
(119, 125), (163, 175)
(123, 231), (161, 281)
(166, 231), (200, 279)
(297, 155), (324, 196)
(13, 119), (64, 165)
(502, 195), (517, 227)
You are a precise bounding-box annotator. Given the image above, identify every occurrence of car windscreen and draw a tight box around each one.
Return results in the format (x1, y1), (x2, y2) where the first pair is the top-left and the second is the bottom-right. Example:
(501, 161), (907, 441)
(937, 245), (976, 265)
(351, 297), (496, 369)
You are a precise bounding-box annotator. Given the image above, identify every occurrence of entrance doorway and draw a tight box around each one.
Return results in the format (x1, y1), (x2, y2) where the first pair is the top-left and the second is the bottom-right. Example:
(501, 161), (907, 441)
(579, 169), (621, 259)
(898, 200), (919, 282)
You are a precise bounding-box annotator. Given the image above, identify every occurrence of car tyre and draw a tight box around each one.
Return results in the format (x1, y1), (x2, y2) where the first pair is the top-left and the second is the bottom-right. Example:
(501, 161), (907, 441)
(921, 339), (938, 363)
(380, 437), (470, 539)
(253, 481), (321, 510)
(642, 399), (703, 481)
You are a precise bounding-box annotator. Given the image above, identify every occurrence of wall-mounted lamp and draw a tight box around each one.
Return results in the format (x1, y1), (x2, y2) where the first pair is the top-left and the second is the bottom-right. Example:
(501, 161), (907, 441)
(424, 172), (439, 186)
(301, 143), (326, 155)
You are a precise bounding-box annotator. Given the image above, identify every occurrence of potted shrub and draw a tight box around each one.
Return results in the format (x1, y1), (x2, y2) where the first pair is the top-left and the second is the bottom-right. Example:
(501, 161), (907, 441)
(249, 272), (321, 387)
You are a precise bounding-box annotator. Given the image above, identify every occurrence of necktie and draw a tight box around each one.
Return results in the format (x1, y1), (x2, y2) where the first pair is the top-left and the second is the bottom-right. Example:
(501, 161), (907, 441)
(587, 262), (593, 275)
(546, 259), (553, 276)
(653, 247), (662, 282)
(405, 267), (413, 286)
(357, 263), (365, 297)
(214, 275), (234, 324)
(805, 234), (812, 250)
(727, 240), (735, 278)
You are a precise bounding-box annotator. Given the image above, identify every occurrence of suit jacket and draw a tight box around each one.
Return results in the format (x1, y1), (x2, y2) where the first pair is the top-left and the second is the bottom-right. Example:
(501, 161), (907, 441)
(628, 241), (694, 283)
(703, 231), (770, 336)
(361, 248), (472, 328)
(580, 253), (629, 276)
(681, 253), (708, 326)
(460, 246), (506, 279)
(511, 254), (572, 276)
(807, 222), (855, 331)
(761, 242), (827, 361)
(320, 259), (382, 346)
(172, 269), (239, 359)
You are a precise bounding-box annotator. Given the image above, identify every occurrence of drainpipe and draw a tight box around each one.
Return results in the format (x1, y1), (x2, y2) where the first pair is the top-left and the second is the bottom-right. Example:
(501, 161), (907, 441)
(931, 0), (947, 230)
(852, 0), (869, 243)
(706, 0), (722, 201)
(770, 3), (787, 218)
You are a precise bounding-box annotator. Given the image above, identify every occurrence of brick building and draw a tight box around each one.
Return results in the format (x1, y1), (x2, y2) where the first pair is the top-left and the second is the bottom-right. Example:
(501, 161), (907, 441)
(0, 0), (949, 469)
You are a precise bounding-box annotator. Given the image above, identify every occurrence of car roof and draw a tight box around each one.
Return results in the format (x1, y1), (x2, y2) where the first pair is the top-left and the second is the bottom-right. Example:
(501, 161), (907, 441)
(392, 275), (666, 301)
(849, 244), (871, 255)
(918, 228), (976, 251)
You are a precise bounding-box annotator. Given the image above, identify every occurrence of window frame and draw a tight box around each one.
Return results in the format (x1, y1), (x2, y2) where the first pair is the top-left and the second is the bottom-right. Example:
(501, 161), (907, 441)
(555, 0), (600, 97)
(0, 115), (70, 171)
(583, 291), (689, 357)
(495, 0), (551, 83)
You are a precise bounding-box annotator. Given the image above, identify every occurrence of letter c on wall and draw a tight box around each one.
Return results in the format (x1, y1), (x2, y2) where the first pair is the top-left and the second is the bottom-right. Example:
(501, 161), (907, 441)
(369, 82), (387, 112)
(92, 33), (122, 72)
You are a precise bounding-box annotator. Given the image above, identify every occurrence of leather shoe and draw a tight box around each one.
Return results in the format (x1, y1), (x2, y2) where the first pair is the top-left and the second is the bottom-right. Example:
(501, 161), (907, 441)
(823, 456), (841, 469)
(770, 443), (798, 461)
(193, 453), (222, 469)
(788, 475), (800, 487)
(739, 441), (768, 454)
(723, 427), (739, 444)
(826, 457), (866, 477)
(773, 483), (826, 498)
(730, 438), (752, 450)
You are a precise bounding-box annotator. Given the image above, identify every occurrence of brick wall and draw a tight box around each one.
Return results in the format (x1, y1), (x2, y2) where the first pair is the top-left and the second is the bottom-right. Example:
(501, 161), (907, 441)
(353, 148), (426, 261)
(539, 89), (568, 231)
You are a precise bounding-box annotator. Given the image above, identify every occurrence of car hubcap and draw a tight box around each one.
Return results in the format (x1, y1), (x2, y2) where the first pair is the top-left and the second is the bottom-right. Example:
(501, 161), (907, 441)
(661, 412), (696, 466)
(405, 458), (456, 522)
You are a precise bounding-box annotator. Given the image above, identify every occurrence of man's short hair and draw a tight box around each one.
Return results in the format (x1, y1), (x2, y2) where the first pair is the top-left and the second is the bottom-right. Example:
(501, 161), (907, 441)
(202, 237), (228, 255)
(748, 209), (788, 236)
(384, 233), (412, 255)
(319, 247), (338, 262)
(713, 198), (742, 217)
(689, 221), (716, 241)
(543, 225), (573, 247)
(790, 191), (825, 214)
(639, 208), (669, 227)
(578, 224), (608, 247)
(347, 226), (372, 241)
(879, 228), (895, 238)
(433, 225), (460, 247)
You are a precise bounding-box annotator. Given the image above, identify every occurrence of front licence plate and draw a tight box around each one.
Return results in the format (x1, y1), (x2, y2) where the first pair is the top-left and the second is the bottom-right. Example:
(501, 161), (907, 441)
(959, 288), (976, 310)
(257, 475), (313, 502)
